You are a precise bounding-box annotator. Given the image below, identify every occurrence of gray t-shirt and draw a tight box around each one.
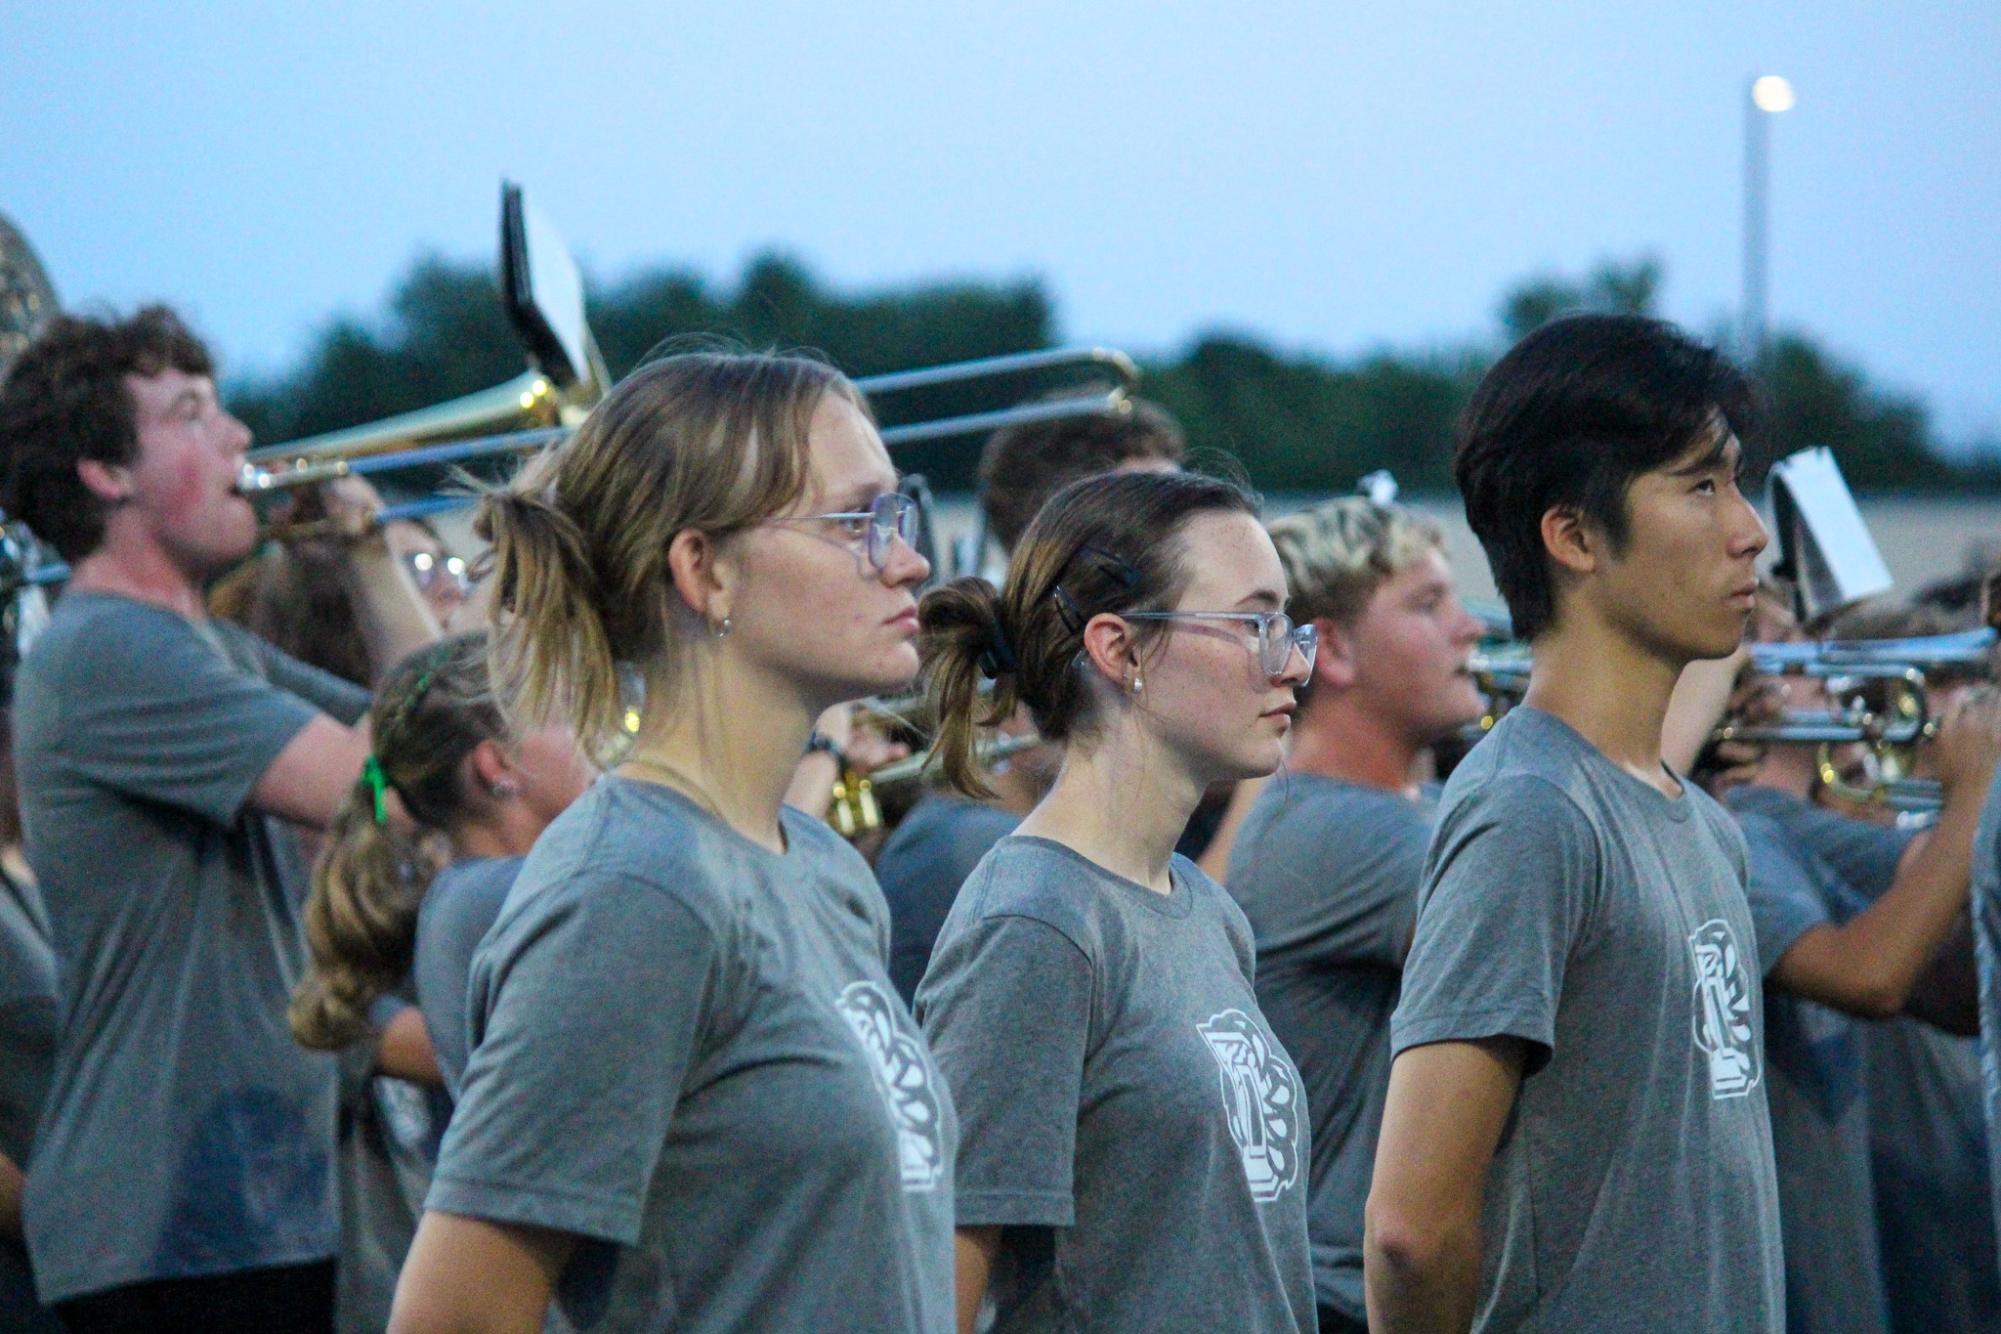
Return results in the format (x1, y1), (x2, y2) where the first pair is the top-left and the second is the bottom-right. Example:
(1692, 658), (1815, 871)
(13, 591), (369, 1302)
(876, 795), (1020, 1005)
(0, 870), (59, 1331)
(1392, 706), (1785, 1333)
(1727, 785), (1888, 1334)
(1225, 774), (1431, 1323)
(1774, 792), (2001, 1334)
(428, 777), (956, 1333)
(1973, 769), (2001, 1277)
(0, 869), (55, 1168)
(414, 855), (526, 1099)
(917, 835), (1315, 1334)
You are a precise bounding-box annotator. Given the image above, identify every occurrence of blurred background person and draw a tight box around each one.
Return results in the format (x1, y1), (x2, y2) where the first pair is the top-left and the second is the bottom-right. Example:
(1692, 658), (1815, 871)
(289, 632), (593, 1331)
(1224, 495), (1484, 1334)
(0, 699), (61, 1332)
(1809, 597), (2001, 1334)
(1717, 588), (2000, 1334)
(0, 306), (438, 1332)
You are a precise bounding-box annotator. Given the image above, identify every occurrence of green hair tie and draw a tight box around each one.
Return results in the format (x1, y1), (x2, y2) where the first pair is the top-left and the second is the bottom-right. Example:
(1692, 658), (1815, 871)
(361, 754), (390, 826)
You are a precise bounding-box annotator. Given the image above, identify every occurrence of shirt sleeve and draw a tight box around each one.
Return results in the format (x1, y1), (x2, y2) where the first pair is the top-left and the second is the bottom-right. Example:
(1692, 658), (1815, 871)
(917, 913), (1092, 1228)
(1390, 775), (1599, 1070)
(1792, 801), (1914, 901)
(426, 876), (722, 1245)
(1736, 812), (1837, 974)
(235, 625), (372, 725)
(58, 609), (321, 824)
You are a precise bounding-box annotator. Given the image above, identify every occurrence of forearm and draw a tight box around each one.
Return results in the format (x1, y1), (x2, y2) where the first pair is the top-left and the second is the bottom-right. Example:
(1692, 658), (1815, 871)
(342, 539), (441, 680)
(1788, 794), (1982, 1017)
(1902, 911), (1979, 1035)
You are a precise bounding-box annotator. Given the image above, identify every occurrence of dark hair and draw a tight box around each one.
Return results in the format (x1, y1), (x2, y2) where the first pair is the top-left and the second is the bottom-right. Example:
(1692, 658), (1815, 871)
(290, 634), (508, 1050)
(977, 398), (1185, 555)
(920, 469), (1257, 797)
(1456, 314), (1758, 640)
(0, 306), (215, 561)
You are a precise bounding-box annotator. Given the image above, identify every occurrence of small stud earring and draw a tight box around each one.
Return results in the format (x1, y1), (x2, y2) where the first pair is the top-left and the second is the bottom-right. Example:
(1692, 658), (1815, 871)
(1131, 671), (1144, 695)
(714, 616), (733, 639)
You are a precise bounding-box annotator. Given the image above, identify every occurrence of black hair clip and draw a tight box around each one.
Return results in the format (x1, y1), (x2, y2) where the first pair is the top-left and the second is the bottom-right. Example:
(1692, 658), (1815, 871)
(977, 622), (1019, 679)
(1075, 543), (1142, 590)
(1051, 585), (1085, 633)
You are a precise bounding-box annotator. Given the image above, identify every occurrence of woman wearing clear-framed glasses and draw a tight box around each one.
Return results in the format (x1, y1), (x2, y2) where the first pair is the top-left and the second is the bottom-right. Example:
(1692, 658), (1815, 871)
(390, 350), (958, 1333)
(913, 468), (1317, 1334)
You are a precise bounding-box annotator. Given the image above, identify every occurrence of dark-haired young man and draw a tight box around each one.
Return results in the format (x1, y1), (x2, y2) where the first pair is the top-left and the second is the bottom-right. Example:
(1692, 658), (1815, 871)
(0, 307), (436, 1330)
(1363, 315), (1784, 1331)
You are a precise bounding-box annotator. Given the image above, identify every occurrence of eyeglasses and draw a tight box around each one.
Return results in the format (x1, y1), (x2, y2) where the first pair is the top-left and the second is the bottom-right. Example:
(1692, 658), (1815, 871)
(1121, 610), (1318, 680)
(401, 549), (471, 598)
(781, 492), (922, 572)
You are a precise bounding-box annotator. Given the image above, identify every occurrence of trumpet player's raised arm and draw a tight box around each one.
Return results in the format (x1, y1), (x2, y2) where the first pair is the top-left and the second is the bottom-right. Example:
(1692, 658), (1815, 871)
(1748, 687), (2001, 1020)
(303, 473), (444, 679)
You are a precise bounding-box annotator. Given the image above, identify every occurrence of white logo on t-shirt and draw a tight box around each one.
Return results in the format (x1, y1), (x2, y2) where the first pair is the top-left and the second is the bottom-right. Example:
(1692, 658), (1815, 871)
(1688, 918), (1761, 1099)
(837, 980), (947, 1192)
(1196, 1008), (1304, 1202)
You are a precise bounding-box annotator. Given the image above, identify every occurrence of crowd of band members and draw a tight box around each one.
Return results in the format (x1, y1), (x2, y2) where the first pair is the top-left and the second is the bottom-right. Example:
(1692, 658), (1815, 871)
(4, 304), (2001, 1333)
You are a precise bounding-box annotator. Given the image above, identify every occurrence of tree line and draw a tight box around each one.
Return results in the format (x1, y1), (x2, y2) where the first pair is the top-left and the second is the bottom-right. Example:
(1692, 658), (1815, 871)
(231, 250), (1989, 497)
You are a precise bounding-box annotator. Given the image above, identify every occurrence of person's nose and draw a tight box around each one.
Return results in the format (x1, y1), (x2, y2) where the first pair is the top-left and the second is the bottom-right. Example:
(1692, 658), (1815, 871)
(880, 530), (930, 589)
(1729, 491), (1768, 560)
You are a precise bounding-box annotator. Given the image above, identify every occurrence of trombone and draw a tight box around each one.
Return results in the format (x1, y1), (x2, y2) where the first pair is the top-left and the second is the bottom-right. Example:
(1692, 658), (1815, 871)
(236, 344), (1140, 513)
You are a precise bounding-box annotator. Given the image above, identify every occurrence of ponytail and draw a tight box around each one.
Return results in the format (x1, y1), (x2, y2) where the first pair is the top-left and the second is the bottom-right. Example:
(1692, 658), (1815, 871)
(917, 577), (1020, 799)
(289, 781), (434, 1050)
(288, 632), (508, 1052)
(478, 464), (630, 767)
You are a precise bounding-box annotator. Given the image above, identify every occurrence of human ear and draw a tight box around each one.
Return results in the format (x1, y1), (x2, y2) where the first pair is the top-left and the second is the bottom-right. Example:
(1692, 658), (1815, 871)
(666, 528), (735, 631)
(1079, 612), (1141, 691)
(1315, 617), (1360, 690)
(466, 738), (519, 799)
(1539, 505), (1598, 578)
(76, 459), (133, 504)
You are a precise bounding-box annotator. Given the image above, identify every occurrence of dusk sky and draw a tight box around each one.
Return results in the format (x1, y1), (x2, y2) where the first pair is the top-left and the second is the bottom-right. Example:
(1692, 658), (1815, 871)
(5, 2), (1997, 446)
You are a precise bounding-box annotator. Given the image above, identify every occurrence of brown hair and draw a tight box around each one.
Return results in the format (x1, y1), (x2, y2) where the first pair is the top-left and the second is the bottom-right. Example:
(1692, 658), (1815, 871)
(290, 634), (508, 1051)
(0, 306), (215, 561)
(477, 349), (864, 765)
(977, 398), (1185, 555)
(920, 469), (1257, 797)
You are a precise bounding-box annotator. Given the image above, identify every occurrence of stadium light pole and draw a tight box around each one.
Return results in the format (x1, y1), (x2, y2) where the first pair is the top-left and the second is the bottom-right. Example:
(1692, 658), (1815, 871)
(1743, 74), (1795, 370)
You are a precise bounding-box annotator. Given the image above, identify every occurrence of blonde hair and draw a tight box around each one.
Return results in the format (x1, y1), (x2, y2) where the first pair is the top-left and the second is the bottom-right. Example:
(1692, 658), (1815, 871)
(476, 350), (863, 765)
(290, 634), (508, 1051)
(1266, 497), (1443, 627)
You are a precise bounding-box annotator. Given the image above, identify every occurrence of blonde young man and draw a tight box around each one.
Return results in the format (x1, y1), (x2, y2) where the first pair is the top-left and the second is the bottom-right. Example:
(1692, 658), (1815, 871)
(1225, 497), (1484, 1334)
